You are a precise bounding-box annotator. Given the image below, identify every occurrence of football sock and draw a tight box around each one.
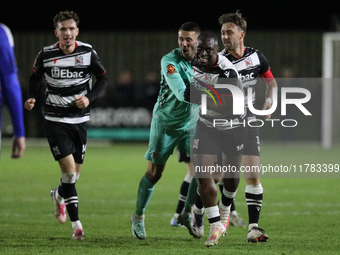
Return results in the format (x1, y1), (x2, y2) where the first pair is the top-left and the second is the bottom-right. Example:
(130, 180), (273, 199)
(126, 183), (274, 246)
(205, 206), (220, 224)
(231, 200), (236, 212)
(218, 180), (237, 211)
(221, 187), (237, 207)
(192, 189), (204, 215)
(184, 177), (197, 214)
(72, 220), (83, 230)
(245, 183), (263, 226)
(195, 190), (204, 209)
(135, 174), (155, 216)
(57, 178), (64, 200)
(62, 172), (79, 222)
(193, 204), (204, 215)
(175, 174), (193, 215)
(218, 180), (223, 194)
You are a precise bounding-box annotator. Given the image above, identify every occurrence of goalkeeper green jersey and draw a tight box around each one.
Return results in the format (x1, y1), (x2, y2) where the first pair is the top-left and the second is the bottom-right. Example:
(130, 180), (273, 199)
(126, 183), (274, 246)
(153, 48), (192, 127)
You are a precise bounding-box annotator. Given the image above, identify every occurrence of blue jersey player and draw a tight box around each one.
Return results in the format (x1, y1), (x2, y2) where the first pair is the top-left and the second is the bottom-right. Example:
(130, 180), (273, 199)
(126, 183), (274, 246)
(0, 23), (25, 158)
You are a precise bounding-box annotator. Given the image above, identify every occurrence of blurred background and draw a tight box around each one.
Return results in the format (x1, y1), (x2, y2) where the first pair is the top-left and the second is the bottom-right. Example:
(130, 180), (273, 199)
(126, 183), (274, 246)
(1, 0), (340, 145)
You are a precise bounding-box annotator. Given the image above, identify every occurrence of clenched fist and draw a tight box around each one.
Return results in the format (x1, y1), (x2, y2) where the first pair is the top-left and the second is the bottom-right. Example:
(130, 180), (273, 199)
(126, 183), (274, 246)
(24, 98), (36, 110)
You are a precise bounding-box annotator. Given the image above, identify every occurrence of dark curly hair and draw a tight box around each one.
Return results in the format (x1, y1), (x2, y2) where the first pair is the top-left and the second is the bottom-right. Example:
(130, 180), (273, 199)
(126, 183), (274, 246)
(53, 11), (80, 28)
(218, 10), (247, 32)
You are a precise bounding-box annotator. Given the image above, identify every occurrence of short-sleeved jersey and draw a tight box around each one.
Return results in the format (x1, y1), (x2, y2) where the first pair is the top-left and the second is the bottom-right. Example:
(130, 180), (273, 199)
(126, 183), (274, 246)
(153, 48), (192, 127)
(192, 54), (245, 130)
(0, 23), (25, 137)
(220, 47), (270, 117)
(32, 41), (106, 124)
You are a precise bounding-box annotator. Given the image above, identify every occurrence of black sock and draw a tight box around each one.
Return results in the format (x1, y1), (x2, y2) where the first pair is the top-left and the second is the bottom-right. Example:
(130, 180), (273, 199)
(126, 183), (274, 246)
(195, 191), (204, 209)
(246, 192), (262, 224)
(231, 201), (236, 212)
(175, 181), (190, 214)
(221, 193), (234, 207)
(62, 183), (79, 222)
(57, 178), (63, 198)
(218, 182), (223, 194)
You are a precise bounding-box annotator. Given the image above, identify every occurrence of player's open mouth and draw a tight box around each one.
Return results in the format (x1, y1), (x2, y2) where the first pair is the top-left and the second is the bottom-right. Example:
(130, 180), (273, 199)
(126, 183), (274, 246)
(182, 49), (189, 54)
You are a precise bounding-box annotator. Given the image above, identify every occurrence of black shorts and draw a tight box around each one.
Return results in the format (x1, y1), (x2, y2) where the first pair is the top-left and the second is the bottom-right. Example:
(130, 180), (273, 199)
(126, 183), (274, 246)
(192, 120), (247, 156)
(243, 125), (260, 156)
(44, 120), (87, 164)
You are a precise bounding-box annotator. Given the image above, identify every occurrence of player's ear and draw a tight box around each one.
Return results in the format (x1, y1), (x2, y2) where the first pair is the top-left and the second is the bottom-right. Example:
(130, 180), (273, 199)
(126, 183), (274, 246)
(54, 29), (58, 37)
(240, 30), (245, 40)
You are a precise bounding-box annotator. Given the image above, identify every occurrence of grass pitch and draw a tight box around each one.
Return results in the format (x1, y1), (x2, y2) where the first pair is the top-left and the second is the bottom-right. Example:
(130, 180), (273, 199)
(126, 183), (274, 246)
(0, 139), (339, 254)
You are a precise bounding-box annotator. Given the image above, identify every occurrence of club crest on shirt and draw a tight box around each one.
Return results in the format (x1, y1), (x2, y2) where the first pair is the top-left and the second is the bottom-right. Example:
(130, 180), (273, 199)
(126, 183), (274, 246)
(75, 56), (83, 66)
(167, 64), (177, 76)
(245, 57), (253, 68)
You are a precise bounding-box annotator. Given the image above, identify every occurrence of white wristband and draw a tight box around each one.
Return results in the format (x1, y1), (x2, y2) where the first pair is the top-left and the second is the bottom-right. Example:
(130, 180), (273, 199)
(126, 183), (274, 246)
(265, 97), (273, 105)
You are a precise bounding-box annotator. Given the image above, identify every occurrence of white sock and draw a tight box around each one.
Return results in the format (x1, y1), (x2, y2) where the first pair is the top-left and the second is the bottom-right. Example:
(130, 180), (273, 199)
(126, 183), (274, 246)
(249, 223), (258, 231)
(193, 204), (204, 215)
(245, 183), (263, 194)
(184, 174), (193, 183)
(205, 206), (220, 224)
(72, 220), (83, 230)
(222, 187), (237, 200)
(62, 172), (77, 183)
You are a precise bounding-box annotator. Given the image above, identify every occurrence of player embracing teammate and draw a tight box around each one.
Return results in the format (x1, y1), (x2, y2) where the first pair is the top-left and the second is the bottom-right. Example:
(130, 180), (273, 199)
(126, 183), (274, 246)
(173, 11), (277, 247)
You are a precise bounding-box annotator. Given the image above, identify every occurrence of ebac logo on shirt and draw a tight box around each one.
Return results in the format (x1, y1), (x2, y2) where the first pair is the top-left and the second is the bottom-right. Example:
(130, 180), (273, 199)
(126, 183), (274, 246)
(51, 67), (84, 78)
(167, 64), (177, 76)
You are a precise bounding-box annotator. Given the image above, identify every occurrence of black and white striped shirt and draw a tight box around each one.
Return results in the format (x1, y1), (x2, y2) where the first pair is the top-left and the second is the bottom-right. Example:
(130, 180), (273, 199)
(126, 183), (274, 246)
(31, 41), (106, 124)
(192, 54), (246, 130)
(220, 47), (270, 118)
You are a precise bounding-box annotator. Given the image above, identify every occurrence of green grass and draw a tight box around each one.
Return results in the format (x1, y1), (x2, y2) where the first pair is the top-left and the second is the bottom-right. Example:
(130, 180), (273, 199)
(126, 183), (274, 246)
(0, 140), (339, 254)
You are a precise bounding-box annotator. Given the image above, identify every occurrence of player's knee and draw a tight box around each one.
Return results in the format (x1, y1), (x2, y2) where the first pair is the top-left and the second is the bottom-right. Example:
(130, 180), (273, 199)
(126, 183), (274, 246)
(146, 162), (165, 183)
(246, 177), (260, 185)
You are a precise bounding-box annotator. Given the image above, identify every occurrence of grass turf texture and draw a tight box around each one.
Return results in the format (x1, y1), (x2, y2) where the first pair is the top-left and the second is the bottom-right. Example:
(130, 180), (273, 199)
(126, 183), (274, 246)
(0, 140), (339, 254)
